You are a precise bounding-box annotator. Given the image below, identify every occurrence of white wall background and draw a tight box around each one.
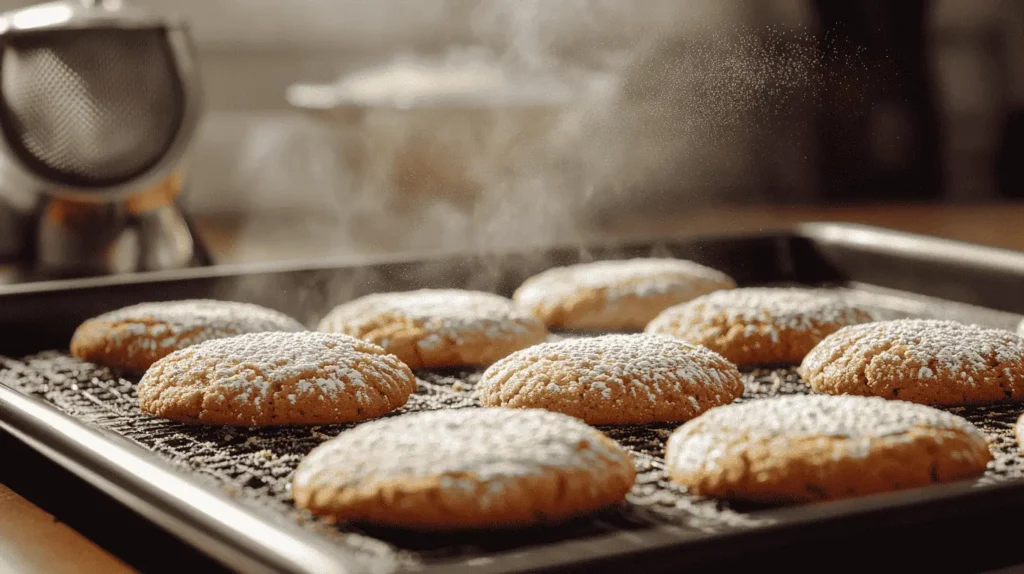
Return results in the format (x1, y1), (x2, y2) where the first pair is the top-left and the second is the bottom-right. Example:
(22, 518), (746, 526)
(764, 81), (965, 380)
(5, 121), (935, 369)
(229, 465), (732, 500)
(141, 0), (821, 215)
(0, 0), (1017, 216)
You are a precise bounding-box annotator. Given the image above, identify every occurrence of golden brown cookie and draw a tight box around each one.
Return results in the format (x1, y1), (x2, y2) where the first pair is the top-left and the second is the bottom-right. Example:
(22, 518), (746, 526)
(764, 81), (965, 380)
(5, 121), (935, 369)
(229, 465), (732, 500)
(801, 319), (1024, 406)
(513, 258), (735, 331)
(138, 331), (416, 426)
(70, 299), (305, 373)
(476, 334), (743, 424)
(317, 289), (547, 369)
(292, 408), (635, 529)
(665, 394), (991, 503)
(646, 287), (876, 366)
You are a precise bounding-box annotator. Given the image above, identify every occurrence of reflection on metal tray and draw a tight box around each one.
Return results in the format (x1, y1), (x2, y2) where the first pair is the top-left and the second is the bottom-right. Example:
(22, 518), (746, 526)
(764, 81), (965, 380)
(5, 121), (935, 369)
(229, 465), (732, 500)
(3, 223), (1024, 573)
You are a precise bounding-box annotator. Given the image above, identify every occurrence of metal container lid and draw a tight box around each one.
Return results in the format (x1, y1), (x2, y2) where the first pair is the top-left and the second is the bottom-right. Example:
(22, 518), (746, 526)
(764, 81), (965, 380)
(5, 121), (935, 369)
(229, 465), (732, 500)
(286, 50), (598, 113)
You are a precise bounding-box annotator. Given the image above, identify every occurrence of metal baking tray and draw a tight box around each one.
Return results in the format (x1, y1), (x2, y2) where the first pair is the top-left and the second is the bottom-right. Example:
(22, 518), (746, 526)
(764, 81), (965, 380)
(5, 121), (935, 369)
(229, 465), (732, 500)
(3, 222), (1024, 574)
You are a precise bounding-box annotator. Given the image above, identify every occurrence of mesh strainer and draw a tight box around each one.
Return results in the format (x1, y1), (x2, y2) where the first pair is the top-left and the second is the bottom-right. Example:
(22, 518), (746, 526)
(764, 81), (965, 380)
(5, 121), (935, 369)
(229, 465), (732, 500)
(0, 0), (201, 199)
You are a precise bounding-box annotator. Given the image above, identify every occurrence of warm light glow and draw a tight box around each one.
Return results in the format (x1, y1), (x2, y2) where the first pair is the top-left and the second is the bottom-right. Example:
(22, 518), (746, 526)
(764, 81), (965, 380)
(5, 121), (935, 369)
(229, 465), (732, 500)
(10, 4), (73, 30)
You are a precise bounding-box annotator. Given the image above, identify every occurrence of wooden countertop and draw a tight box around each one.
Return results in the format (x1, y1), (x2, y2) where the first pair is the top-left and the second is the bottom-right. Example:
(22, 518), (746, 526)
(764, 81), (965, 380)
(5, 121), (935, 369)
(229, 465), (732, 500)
(0, 485), (132, 573)
(2, 201), (1023, 574)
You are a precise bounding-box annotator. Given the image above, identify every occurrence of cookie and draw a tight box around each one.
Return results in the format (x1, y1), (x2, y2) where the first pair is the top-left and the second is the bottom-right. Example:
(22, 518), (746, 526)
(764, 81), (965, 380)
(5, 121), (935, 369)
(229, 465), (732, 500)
(292, 408), (635, 529)
(137, 331), (416, 426)
(476, 334), (743, 424)
(646, 287), (876, 366)
(800, 319), (1024, 406)
(317, 289), (547, 369)
(513, 258), (735, 331)
(70, 299), (306, 372)
(665, 394), (991, 502)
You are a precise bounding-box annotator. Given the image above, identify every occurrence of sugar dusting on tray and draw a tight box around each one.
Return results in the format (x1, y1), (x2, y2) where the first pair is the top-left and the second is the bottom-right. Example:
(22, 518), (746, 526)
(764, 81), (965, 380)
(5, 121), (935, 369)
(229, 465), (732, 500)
(3, 352), (1023, 567)
(4, 286), (1024, 569)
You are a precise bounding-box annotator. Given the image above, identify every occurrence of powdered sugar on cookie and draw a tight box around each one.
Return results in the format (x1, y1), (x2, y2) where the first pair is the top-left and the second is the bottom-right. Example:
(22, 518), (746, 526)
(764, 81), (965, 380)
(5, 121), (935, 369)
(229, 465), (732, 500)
(295, 408), (630, 486)
(514, 258), (734, 311)
(70, 299), (308, 372)
(138, 331), (416, 425)
(682, 394), (985, 440)
(664, 394), (992, 502)
(318, 289), (547, 369)
(88, 299), (304, 351)
(292, 407), (636, 527)
(666, 394), (990, 473)
(805, 319), (1023, 379)
(320, 289), (540, 345)
(647, 288), (874, 341)
(477, 334), (743, 424)
(646, 288), (876, 366)
(800, 319), (1024, 405)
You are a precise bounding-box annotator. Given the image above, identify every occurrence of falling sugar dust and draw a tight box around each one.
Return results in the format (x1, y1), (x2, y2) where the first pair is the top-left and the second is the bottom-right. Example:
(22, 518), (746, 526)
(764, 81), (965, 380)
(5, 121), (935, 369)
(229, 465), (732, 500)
(225, 1), (886, 312)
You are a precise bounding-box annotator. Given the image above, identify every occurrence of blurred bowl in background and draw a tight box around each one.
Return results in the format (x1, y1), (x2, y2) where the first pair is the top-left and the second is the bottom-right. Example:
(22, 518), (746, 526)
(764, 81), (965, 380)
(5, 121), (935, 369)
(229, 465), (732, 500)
(286, 49), (614, 214)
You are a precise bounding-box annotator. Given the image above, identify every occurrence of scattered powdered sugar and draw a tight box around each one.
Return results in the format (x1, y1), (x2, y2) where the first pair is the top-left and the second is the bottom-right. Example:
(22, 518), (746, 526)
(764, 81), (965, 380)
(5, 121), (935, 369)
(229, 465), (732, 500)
(318, 289), (542, 346)
(513, 258), (735, 308)
(478, 333), (741, 403)
(89, 299), (306, 351)
(591, 380), (612, 399)
(647, 287), (875, 337)
(801, 319), (1024, 383)
(140, 331), (412, 405)
(686, 394), (985, 437)
(665, 394), (989, 471)
(13, 282), (1024, 566)
(293, 408), (630, 488)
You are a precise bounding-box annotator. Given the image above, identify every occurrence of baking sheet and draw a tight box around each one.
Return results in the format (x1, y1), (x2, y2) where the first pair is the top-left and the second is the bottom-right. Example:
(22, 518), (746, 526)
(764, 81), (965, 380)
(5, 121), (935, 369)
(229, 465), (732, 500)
(3, 284), (1023, 572)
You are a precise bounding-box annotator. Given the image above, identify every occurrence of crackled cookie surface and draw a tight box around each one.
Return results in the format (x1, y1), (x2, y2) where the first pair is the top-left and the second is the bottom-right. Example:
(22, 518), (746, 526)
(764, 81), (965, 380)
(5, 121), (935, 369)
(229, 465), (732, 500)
(647, 287), (876, 366)
(800, 319), (1024, 406)
(476, 333), (743, 424)
(317, 289), (547, 369)
(665, 394), (991, 502)
(292, 408), (636, 529)
(138, 331), (416, 426)
(513, 258), (735, 331)
(70, 299), (305, 372)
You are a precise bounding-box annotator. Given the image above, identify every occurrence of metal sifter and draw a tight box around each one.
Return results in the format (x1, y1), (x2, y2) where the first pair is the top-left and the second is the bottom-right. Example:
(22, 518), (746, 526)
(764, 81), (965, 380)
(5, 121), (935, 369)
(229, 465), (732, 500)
(0, 0), (205, 277)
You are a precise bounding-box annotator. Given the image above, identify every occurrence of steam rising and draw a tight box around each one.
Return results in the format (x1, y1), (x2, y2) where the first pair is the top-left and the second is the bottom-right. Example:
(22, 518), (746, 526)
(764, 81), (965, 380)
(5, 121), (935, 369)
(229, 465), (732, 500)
(220, 1), (879, 316)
